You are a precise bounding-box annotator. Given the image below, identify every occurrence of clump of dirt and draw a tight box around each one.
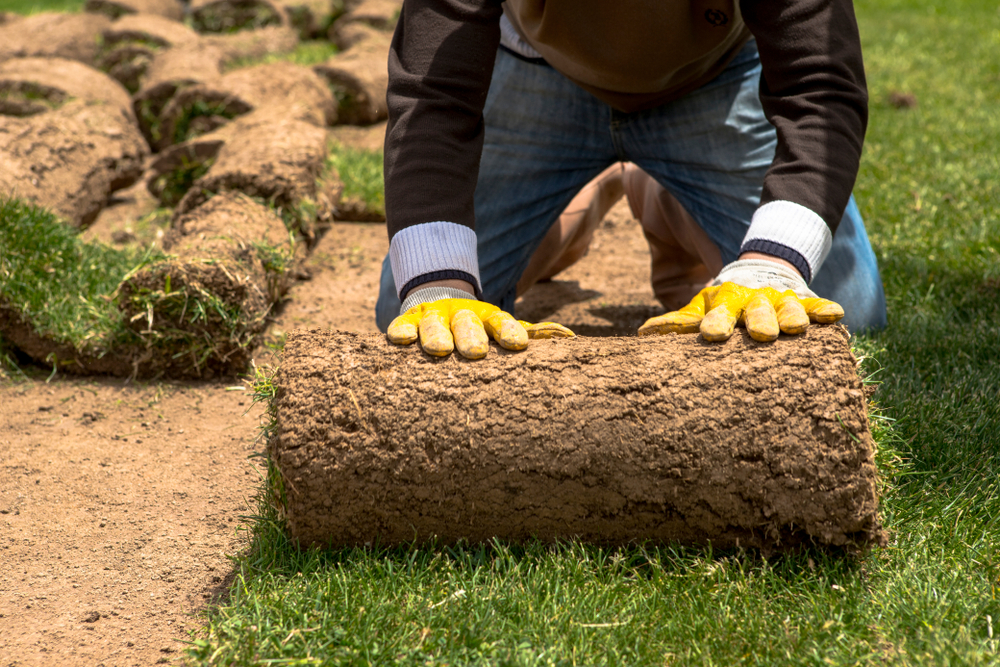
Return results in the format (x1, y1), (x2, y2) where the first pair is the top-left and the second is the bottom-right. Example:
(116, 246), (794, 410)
(888, 90), (917, 109)
(97, 14), (200, 93)
(0, 12), (112, 66)
(0, 59), (148, 228)
(117, 191), (299, 378)
(314, 25), (390, 125)
(85, 0), (184, 21)
(272, 327), (885, 551)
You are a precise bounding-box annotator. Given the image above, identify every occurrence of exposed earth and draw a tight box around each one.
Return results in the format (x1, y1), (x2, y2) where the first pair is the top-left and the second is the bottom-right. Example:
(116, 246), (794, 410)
(1, 199), (666, 666)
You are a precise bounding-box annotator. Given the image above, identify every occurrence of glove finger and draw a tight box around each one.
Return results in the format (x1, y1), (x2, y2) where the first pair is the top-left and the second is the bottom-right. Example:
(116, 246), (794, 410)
(800, 297), (846, 324)
(700, 304), (738, 341)
(520, 321), (576, 339)
(451, 309), (490, 359)
(639, 285), (719, 336)
(484, 311), (528, 350)
(743, 293), (779, 342)
(638, 311), (702, 336)
(418, 310), (454, 357)
(775, 293), (809, 334)
(386, 312), (420, 345)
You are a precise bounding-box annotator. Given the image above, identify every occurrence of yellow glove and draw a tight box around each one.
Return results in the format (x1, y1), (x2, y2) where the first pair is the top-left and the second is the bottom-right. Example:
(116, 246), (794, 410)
(387, 298), (574, 359)
(637, 259), (844, 342)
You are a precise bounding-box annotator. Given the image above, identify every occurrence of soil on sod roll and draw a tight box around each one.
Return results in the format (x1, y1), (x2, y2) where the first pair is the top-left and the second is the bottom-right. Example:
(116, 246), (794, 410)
(0, 56), (136, 119)
(201, 24), (299, 64)
(0, 12), (112, 66)
(85, 0), (184, 21)
(271, 328), (886, 551)
(147, 134), (227, 206)
(282, 0), (337, 39)
(133, 42), (226, 147)
(117, 191), (297, 378)
(0, 100), (148, 228)
(155, 60), (334, 150)
(190, 0), (288, 34)
(337, 0), (399, 31)
(172, 108), (329, 223)
(97, 15), (200, 93)
(314, 26), (389, 125)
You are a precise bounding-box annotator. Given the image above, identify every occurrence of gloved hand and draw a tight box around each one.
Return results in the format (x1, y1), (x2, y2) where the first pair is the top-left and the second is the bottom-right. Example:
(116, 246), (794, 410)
(387, 298), (574, 359)
(637, 258), (844, 342)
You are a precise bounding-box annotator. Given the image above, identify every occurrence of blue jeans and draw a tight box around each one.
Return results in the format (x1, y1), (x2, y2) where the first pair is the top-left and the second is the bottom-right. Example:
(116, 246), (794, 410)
(377, 41), (887, 334)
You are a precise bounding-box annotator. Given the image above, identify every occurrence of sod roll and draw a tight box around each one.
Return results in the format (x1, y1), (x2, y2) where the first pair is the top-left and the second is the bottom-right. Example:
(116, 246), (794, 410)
(271, 328), (886, 551)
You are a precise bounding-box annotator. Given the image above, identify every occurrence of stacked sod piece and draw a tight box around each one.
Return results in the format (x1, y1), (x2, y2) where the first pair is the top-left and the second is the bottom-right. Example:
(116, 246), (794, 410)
(1, 0), (397, 378)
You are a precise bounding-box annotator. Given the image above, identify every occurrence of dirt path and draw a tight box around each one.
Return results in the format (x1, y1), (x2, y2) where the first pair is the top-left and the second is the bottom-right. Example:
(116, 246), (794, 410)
(1, 200), (654, 666)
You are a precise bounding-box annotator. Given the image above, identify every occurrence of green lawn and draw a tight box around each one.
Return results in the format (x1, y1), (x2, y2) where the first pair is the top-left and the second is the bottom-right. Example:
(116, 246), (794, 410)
(184, 0), (1000, 664)
(0, 0), (81, 13)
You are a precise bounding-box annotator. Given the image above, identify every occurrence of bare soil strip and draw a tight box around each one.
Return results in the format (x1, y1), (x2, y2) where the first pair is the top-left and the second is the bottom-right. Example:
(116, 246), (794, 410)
(0, 379), (263, 667)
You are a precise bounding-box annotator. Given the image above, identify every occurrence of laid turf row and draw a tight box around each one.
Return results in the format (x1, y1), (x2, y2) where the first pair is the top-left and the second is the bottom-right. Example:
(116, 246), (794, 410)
(0, 195), (292, 377)
(182, 0), (1000, 665)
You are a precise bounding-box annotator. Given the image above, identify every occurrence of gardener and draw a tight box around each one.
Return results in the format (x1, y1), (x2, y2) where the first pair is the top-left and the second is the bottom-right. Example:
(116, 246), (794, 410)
(376, 0), (888, 358)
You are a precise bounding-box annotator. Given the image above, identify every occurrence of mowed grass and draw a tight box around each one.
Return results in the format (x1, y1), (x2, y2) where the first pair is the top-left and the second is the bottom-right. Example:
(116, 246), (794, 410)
(187, 1), (1000, 664)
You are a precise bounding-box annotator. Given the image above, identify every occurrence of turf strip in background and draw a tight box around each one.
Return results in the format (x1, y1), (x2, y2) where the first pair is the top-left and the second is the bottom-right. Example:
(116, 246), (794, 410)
(181, 0), (999, 663)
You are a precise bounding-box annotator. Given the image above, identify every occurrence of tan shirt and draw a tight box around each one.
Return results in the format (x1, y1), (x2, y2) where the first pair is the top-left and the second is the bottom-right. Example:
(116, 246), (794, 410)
(504, 0), (752, 111)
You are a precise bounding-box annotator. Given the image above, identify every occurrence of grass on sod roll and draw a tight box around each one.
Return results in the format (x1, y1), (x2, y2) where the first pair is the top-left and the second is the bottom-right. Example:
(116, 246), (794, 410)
(325, 142), (385, 217)
(223, 40), (340, 72)
(0, 0), (82, 12)
(186, 1), (1000, 664)
(0, 197), (160, 358)
(0, 196), (300, 376)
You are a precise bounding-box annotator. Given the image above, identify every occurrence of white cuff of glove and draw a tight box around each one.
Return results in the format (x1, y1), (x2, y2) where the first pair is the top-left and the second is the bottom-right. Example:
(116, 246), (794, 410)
(712, 259), (818, 299)
(399, 287), (476, 315)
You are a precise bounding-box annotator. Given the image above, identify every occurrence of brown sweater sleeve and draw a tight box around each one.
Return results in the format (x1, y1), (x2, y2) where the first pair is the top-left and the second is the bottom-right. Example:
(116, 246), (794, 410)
(740, 0), (868, 232)
(383, 0), (502, 241)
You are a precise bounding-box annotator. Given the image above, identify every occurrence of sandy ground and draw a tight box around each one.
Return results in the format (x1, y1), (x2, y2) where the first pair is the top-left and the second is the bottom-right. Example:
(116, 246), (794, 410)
(0, 199), (657, 666)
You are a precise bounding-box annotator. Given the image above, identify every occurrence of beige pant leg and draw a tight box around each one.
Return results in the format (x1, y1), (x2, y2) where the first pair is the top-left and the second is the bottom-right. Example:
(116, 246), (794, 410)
(516, 163), (626, 297)
(622, 164), (724, 311)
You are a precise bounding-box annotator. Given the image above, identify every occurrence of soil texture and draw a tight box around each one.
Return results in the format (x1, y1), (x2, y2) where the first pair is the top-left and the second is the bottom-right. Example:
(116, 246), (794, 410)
(190, 0), (288, 34)
(314, 26), (390, 125)
(0, 92), (148, 228)
(337, 0), (399, 33)
(85, 0), (185, 21)
(133, 43), (226, 148)
(98, 15), (200, 93)
(171, 108), (329, 216)
(0, 12), (112, 65)
(0, 378), (263, 667)
(282, 0), (335, 39)
(200, 25), (299, 64)
(117, 192), (298, 379)
(154, 60), (333, 149)
(271, 327), (884, 551)
(0, 57), (136, 120)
